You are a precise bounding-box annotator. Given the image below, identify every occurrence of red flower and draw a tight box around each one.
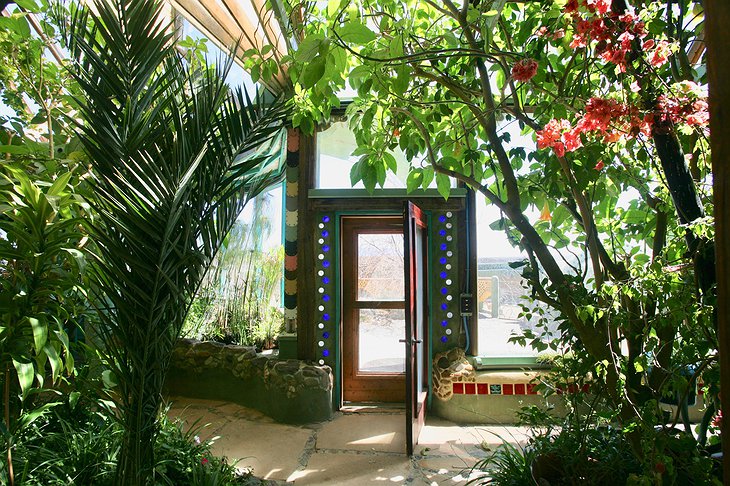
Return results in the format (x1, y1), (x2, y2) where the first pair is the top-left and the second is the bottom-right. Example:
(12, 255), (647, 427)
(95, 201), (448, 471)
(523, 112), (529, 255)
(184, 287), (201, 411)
(655, 462), (666, 474)
(537, 119), (575, 157)
(393, 128), (401, 137)
(511, 58), (538, 83)
(201, 457), (209, 466)
(594, 160), (605, 171)
(585, 0), (610, 14)
(712, 410), (723, 428)
(649, 41), (671, 67)
(565, 0), (579, 13)
(563, 128), (583, 152)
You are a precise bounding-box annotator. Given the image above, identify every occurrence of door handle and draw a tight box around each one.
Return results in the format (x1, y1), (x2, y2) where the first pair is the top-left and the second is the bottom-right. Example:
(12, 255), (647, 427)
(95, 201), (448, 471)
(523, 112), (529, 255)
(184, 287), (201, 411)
(399, 339), (423, 344)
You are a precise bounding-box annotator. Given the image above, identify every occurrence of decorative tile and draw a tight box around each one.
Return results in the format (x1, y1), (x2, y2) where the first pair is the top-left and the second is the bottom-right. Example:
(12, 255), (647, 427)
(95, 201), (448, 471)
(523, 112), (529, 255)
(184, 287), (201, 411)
(464, 383), (476, 395)
(285, 255), (297, 271)
(477, 384), (488, 395)
(527, 384), (537, 395)
(489, 384), (502, 395)
(514, 384), (526, 395)
(502, 384), (514, 395)
(453, 383), (464, 394)
(285, 210), (298, 226)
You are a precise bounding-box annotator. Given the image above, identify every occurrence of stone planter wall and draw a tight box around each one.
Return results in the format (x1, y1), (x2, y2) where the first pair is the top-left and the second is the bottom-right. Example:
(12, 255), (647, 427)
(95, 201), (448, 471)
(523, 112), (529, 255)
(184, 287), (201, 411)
(165, 339), (333, 424)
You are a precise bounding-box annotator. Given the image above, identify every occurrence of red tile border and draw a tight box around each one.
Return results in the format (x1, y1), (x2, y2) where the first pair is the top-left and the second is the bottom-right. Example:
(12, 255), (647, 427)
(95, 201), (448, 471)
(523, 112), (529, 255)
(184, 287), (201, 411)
(452, 382), (546, 396)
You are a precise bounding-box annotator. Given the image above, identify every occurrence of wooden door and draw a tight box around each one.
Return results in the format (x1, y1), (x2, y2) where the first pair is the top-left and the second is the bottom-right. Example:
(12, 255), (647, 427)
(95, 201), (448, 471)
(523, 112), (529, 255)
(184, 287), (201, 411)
(404, 202), (429, 455)
(342, 216), (406, 403)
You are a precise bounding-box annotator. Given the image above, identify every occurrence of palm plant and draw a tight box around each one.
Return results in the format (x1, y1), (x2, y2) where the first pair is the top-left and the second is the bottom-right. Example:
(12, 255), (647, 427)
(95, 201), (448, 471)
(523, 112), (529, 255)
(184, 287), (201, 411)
(61, 0), (288, 483)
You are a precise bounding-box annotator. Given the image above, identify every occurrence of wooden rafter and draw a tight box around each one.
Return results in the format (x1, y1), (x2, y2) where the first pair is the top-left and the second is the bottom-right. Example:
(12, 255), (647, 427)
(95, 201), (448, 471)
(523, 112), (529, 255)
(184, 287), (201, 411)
(167, 0), (289, 93)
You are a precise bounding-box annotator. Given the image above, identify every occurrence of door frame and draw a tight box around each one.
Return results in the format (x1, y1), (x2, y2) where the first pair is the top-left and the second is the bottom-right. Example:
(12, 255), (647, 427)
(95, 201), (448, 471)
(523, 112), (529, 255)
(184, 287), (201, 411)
(340, 215), (407, 403)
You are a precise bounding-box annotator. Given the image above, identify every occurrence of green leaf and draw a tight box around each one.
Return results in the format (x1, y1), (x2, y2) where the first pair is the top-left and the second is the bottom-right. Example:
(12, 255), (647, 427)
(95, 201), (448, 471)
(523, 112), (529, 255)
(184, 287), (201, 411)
(406, 169), (423, 193)
(29, 317), (47, 354)
(15, 0), (40, 10)
(382, 152), (397, 173)
(348, 65), (371, 90)
(422, 167), (434, 189)
(69, 390), (81, 410)
(338, 22), (376, 45)
(435, 173), (450, 200)
(296, 36), (323, 62)
(393, 65), (411, 95)
(47, 171), (72, 197)
(300, 55), (326, 88)
(623, 208), (647, 224)
(350, 159), (363, 186)
(360, 161), (377, 193)
(17, 402), (59, 431)
(12, 359), (34, 400)
(102, 369), (118, 389)
(327, 0), (345, 17)
(43, 342), (62, 382)
(0, 145), (31, 155)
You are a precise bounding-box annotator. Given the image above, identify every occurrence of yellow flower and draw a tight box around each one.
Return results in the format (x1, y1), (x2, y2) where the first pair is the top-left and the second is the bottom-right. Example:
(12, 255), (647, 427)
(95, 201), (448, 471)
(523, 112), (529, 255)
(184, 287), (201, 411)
(539, 202), (552, 222)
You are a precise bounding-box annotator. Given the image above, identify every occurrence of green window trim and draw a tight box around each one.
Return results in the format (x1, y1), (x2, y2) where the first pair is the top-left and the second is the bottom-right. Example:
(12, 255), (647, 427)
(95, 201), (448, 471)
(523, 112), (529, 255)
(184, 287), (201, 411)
(308, 188), (468, 199)
(471, 356), (550, 370)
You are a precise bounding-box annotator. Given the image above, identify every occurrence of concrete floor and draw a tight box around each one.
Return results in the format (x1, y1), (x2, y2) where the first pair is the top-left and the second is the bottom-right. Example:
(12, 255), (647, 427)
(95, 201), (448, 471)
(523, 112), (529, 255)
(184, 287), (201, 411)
(166, 397), (530, 485)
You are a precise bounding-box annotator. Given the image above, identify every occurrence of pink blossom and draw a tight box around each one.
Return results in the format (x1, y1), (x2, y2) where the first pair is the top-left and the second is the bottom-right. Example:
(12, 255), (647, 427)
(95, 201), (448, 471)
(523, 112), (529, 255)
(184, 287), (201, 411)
(564, 128), (584, 152)
(649, 40), (671, 67)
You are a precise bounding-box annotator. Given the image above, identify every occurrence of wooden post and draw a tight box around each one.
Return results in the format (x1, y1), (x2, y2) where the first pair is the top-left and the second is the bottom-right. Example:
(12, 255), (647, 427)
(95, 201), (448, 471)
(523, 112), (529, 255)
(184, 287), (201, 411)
(706, 1), (730, 483)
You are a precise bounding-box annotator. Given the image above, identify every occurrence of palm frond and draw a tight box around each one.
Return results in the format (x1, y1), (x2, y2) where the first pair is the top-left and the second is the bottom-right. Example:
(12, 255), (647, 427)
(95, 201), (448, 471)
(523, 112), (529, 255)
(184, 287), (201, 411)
(62, 0), (289, 482)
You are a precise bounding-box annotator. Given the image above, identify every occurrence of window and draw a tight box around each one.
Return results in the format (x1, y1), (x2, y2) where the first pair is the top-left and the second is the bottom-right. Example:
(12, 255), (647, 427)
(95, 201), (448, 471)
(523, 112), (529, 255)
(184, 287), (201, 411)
(474, 122), (561, 359)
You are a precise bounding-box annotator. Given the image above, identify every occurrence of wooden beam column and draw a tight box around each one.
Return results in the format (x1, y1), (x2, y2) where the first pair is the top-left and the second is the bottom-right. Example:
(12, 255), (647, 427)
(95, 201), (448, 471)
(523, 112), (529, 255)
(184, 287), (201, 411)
(706, 1), (730, 483)
(296, 131), (316, 361)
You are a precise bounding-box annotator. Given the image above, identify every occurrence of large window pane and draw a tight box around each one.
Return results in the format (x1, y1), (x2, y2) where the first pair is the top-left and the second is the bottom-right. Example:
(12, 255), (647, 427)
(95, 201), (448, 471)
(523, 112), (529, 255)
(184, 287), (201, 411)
(476, 199), (562, 357)
(357, 233), (404, 301)
(358, 309), (405, 373)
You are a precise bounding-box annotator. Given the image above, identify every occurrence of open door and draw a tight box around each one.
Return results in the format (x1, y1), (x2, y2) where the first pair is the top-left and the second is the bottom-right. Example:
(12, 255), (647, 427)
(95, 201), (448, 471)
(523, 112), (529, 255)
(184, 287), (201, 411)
(404, 202), (429, 455)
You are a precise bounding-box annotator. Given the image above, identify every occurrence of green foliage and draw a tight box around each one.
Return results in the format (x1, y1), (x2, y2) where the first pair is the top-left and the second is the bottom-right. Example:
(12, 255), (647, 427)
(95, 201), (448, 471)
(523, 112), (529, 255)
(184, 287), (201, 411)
(472, 416), (720, 486)
(184, 198), (285, 350)
(287, 0), (715, 460)
(0, 163), (92, 485)
(61, 0), (289, 482)
(2, 394), (255, 486)
(0, 167), (83, 398)
(0, 1), (80, 160)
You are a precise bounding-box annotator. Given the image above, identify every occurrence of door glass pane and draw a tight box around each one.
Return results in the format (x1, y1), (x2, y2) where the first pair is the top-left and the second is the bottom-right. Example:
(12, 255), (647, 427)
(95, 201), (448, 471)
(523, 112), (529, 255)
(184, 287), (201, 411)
(358, 309), (405, 373)
(357, 233), (404, 301)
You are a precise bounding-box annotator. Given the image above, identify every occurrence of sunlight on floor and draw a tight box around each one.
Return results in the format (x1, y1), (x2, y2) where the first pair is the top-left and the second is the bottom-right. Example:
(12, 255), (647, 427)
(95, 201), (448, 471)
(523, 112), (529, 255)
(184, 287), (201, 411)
(350, 432), (398, 446)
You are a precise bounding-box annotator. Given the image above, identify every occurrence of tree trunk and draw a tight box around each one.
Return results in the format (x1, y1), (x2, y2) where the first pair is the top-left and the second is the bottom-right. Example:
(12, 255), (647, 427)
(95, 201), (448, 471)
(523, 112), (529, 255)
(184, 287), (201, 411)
(115, 374), (161, 486)
(705, 0), (730, 482)
(653, 125), (716, 297)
